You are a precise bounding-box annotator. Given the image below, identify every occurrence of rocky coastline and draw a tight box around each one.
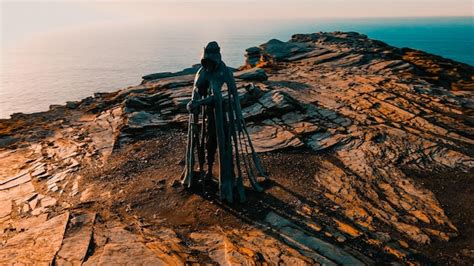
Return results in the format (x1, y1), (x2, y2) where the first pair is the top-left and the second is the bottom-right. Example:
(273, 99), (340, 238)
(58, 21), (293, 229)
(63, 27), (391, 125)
(1, 31), (473, 264)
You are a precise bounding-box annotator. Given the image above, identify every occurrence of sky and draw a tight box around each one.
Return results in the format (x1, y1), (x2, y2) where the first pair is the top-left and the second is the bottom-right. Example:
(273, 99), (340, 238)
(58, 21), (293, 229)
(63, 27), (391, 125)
(1, 0), (473, 47)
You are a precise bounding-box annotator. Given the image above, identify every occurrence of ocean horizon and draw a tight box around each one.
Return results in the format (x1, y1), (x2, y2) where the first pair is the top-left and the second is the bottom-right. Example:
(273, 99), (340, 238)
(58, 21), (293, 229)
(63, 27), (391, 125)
(1, 16), (473, 119)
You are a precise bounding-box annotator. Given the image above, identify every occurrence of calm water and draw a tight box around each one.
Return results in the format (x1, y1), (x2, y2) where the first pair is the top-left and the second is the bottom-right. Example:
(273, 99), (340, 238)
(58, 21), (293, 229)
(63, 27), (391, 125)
(1, 17), (473, 118)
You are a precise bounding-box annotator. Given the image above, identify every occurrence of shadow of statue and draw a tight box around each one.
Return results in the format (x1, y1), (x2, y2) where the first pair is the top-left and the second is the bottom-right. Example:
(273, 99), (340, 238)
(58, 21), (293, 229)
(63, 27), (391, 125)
(186, 175), (384, 264)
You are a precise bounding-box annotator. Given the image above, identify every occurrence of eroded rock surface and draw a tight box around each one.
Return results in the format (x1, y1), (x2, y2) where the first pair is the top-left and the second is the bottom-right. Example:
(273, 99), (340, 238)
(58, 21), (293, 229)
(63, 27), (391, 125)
(1, 31), (473, 264)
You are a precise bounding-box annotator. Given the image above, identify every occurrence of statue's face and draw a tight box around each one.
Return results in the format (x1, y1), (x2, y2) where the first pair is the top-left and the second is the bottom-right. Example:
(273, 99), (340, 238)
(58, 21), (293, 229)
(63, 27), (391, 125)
(202, 58), (217, 72)
(201, 42), (221, 72)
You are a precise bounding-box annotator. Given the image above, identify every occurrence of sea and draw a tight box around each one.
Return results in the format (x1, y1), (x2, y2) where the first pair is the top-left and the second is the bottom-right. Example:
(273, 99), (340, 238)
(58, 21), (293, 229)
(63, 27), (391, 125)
(1, 17), (473, 118)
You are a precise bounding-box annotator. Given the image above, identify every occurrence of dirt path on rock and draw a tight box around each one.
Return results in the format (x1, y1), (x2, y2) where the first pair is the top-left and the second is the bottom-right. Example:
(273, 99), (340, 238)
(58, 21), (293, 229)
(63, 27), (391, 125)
(407, 169), (474, 264)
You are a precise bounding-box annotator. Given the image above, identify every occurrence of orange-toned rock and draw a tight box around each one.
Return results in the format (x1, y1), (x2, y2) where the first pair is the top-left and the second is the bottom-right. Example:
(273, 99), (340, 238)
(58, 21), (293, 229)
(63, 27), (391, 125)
(0, 212), (69, 264)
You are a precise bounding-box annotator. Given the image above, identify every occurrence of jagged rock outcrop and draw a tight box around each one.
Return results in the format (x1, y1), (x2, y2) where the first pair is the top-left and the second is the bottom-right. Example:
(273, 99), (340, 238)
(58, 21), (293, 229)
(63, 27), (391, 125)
(1, 31), (473, 264)
(235, 67), (268, 81)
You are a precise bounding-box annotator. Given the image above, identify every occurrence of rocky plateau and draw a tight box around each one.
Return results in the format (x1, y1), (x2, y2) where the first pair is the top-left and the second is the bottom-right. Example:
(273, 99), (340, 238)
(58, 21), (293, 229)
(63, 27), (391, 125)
(1, 31), (473, 265)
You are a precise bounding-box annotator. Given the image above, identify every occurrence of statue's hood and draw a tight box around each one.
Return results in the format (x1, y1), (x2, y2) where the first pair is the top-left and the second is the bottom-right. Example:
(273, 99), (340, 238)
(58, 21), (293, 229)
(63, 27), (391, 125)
(201, 41), (222, 71)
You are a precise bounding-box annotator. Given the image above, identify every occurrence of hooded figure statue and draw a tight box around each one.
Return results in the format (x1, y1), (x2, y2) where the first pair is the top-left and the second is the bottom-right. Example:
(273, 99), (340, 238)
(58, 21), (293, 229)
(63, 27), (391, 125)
(182, 41), (267, 203)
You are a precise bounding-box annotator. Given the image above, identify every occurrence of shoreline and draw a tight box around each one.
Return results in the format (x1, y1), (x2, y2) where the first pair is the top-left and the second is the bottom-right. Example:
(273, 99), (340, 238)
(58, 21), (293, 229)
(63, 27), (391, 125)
(3, 42), (472, 121)
(2, 16), (473, 119)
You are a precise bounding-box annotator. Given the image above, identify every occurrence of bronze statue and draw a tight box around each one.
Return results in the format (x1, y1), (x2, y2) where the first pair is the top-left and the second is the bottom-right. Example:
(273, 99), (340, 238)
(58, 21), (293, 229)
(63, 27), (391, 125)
(182, 41), (267, 203)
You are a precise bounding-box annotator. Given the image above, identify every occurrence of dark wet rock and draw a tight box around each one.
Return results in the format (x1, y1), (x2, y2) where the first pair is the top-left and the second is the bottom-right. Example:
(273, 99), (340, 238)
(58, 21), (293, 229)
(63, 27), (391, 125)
(238, 84), (265, 107)
(79, 96), (95, 106)
(0, 135), (17, 148)
(127, 111), (168, 129)
(246, 46), (261, 55)
(49, 104), (64, 111)
(147, 74), (195, 89)
(142, 64), (238, 84)
(259, 39), (311, 61)
(124, 96), (151, 110)
(234, 67), (268, 81)
(114, 86), (149, 100)
(65, 101), (79, 109)
(142, 65), (200, 82)
(244, 46), (262, 67)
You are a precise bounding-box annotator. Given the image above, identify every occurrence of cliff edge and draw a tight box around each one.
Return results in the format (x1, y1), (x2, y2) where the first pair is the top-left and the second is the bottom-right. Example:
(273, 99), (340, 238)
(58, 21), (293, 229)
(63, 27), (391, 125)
(1, 32), (473, 264)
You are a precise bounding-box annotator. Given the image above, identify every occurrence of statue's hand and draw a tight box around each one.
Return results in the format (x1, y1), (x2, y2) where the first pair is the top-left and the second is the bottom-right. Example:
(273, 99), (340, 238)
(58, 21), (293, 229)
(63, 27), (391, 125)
(186, 100), (193, 112)
(186, 100), (199, 114)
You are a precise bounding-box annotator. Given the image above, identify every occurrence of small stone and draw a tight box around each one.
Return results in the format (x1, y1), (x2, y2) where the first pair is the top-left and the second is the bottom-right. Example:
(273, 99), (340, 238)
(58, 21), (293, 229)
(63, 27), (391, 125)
(31, 207), (46, 216)
(398, 240), (409, 248)
(461, 249), (474, 259)
(66, 101), (79, 109)
(40, 196), (57, 208)
(69, 158), (80, 169)
(80, 188), (93, 202)
(31, 167), (46, 177)
(29, 197), (39, 210)
(21, 203), (30, 214)
(71, 179), (79, 196)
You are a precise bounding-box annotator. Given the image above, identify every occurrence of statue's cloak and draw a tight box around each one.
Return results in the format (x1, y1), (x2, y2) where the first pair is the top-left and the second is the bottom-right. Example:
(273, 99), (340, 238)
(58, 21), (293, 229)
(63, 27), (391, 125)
(182, 45), (267, 203)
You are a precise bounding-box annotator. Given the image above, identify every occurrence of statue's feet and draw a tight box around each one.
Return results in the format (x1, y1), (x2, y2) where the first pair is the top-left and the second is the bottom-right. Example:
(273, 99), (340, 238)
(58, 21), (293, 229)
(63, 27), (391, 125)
(196, 171), (212, 185)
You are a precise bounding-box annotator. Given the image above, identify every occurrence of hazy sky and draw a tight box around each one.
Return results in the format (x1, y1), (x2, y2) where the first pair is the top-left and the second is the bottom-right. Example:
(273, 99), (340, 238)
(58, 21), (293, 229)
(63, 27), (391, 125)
(1, 0), (473, 47)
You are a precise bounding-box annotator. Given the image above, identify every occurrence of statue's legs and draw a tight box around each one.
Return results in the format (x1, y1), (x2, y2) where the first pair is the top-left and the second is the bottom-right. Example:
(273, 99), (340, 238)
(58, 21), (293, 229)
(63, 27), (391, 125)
(206, 106), (217, 178)
(205, 105), (235, 201)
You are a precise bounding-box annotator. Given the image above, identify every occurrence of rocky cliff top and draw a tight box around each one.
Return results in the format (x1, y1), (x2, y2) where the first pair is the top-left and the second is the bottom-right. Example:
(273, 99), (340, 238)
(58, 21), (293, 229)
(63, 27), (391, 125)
(1, 31), (473, 264)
